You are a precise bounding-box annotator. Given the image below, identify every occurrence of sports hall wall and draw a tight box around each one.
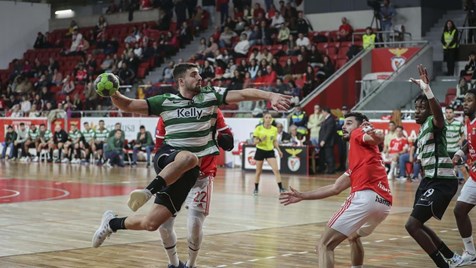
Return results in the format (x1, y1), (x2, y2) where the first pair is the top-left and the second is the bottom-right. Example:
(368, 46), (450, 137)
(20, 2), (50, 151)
(0, 1), (50, 69)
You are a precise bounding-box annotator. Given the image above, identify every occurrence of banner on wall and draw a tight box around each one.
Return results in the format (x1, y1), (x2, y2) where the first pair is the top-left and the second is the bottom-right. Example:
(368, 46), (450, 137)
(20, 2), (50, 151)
(371, 47), (420, 72)
(242, 145), (281, 171)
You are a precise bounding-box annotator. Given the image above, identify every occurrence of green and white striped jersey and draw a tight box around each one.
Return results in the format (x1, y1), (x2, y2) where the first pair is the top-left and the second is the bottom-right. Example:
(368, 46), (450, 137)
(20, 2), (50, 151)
(28, 127), (40, 140)
(82, 129), (95, 143)
(39, 130), (52, 141)
(38, 129), (53, 141)
(445, 119), (464, 153)
(146, 86), (226, 157)
(416, 116), (456, 180)
(95, 128), (109, 142)
(68, 129), (82, 141)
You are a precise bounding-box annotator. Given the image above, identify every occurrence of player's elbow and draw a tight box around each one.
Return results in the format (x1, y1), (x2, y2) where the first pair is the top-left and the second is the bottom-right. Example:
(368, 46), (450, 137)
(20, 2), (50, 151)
(330, 184), (344, 195)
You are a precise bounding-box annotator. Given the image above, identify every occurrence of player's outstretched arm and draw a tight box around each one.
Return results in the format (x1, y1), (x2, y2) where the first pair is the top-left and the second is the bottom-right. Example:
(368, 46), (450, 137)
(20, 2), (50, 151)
(225, 89), (292, 110)
(280, 174), (351, 205)
(410, 64), (445, 129)
(111, 91), (149, 115)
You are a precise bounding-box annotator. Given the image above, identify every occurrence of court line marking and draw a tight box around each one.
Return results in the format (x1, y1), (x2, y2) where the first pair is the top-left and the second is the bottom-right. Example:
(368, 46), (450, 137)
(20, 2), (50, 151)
(215, 228), (459, 267)
(0, 189), (20, 199)
(0, 186), (70, 201)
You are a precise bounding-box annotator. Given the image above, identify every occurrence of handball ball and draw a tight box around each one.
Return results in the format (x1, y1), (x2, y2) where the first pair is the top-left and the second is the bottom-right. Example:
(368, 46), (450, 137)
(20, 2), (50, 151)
(94, 73), (120, 97)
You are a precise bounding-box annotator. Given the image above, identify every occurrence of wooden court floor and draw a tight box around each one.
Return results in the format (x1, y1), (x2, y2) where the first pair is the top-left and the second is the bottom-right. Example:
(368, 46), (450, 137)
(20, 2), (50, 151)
(0, 161), (475, 268)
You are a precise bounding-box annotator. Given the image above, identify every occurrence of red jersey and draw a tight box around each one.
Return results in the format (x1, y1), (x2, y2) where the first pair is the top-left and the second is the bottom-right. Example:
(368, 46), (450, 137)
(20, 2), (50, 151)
(466, 118), (476, 181)
(388, 137), (408, 154)
(154, 109), (231, 177)
(346, 127), (393, 203)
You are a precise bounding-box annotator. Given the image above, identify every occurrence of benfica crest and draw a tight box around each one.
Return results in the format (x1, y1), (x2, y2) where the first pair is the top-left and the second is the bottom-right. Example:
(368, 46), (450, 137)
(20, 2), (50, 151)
(389, 48), (408, 71)
(285, 148), (302, 172)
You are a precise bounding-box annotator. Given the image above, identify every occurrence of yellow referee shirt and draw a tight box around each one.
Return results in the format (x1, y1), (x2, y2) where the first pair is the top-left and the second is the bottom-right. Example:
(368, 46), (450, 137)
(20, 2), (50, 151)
(253, 125), (278, 151)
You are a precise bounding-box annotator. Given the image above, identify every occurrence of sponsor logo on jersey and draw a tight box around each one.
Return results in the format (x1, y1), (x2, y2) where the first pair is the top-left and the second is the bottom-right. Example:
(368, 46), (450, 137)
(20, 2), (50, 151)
(177, 107), (204, 119)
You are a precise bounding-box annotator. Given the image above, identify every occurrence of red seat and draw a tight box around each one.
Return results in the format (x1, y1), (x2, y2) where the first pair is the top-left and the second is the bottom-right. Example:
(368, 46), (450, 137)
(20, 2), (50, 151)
(447, 88), (457, 95)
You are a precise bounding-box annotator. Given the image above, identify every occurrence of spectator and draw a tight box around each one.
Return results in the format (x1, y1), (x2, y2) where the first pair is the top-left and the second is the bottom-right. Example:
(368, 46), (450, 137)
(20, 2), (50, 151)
(252, 3), (266, 20)
(40, 86), (55, 104)
(276, 122), (291, 144)
(13, 123), (28, 159)
(460, 51), (476, 78)
(175, 0), (188, 26)
(29, 104), (41, 118)
(308, 45), (324, 66)
(202, 36), (219, 59)
(33, 32), (46, 49)
(219, 26), (238, 48)
(271, 12), (285, 29)
(140, 0), (153, 10)
(283, 57), (295, 77)
(277, 22), (291, 43)
(20, 95), (31, 115)
(379, 0), (396, 42)
(465, 0), (476, 43)
(117, 62), (135, 85)
(295, 33), (310, 47)
(202, 0), (216, 26)
(248, 58), (259, 79)
(32, 94), (44, 111)
(316, 55), (335, 80)
(362, 27), (377, 49)
(256, 48), (273, 63)
(318, 107), (336, 174)
(296, 11), (313, 35)
(124, 27), (141, 44)
(34, 74), (49, 91)
(131, 125), (154, 167)
(289, 124), (306, 146)
(258, 20), (272, 45)
(442, 19), (459, 76)
(1, 125), (17, 160)
(386, 126), (408, 180)
(233, 33), (250, 58)
(65, 27), (84, 55)
(337, 17), (353, 41)
(398, 138), (421, 181)
(95, 15), (108, 40)
(383, 120), (398, 154)
(307, 104), (325, 150)
(104, 129), (125, 167)
(234, 16), (247, 34)
(162, 61), (175, 83)
(293, 54), (308, 75)
(200, 60), (215, 80)
(61, 75), (75, 95)
(271, 58), (284, 76)
(133, 42), (143, 59)
(178, 21), (193, 47)
(9, 104), (24, 118)
(289, 104), (308, 136)
(50, 68), (63, 86)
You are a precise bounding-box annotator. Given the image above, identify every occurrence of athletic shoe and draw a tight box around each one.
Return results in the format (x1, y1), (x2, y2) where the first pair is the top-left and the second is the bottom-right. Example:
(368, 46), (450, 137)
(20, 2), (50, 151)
(457, 251), (476, 266)
(279, 188), (286, 193)
(71, 158), (81, 164)
(32, 156), (39, 162)
(253, 189), (258, 196)
(447, 253), (462, 267)
(127, 189), (152, 212)
(61, 158), (69, 164)
(92, 210), (116, 248)
(168, 261), (185, 268)
(47, 158), (53, 163)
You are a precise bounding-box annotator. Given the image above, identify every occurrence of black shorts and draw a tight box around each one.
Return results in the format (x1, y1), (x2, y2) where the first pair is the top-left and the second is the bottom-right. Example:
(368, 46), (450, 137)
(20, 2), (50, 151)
(95, 142), (104, 150)
(152, 145), (199, 215)
(410, 178), (458, 222)
(254, 148), (275, 161)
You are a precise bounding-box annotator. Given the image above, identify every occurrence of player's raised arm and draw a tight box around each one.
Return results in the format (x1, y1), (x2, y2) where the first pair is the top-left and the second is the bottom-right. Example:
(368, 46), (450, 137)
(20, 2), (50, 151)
(361, 121), (384, 145)
(225, 89), (292, 111)
(410, 65), (445, 129)
(111, 91), (149, 115)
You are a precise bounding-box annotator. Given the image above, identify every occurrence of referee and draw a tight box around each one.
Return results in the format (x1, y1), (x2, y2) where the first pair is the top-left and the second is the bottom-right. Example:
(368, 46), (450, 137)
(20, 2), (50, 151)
(253, 112), (285, 195)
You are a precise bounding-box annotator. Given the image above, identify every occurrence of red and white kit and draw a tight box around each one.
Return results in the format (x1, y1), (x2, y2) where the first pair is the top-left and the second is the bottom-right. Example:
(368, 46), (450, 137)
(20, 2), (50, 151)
(459, 119), (476, 205)
(328, 127), (393, 236)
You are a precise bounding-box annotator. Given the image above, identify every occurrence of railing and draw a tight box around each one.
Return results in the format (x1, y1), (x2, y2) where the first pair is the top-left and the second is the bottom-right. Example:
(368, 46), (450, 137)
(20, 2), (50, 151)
(353, 109), (464, 120)
(458, 26), (476, 44)
(352, 30), (413, 44)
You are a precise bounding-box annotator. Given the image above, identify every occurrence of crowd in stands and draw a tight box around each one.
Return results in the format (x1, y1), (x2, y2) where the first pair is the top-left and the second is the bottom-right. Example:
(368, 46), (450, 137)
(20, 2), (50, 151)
(0, 0), (209, 118)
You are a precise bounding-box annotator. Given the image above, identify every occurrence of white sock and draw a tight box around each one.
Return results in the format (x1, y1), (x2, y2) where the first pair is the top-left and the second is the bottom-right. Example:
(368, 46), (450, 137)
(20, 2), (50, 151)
(351, 266), (363, 268)
(463, 236), (476, 254)
(186, 210), (206, 268)
(159, 217), (180, 267)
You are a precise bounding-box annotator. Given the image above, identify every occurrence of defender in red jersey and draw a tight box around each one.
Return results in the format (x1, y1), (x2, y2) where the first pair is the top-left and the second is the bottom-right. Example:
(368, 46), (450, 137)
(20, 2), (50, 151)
(452, 88), (476, 266)
(151, 108), (233, 268)
(280, 112), (392, 268)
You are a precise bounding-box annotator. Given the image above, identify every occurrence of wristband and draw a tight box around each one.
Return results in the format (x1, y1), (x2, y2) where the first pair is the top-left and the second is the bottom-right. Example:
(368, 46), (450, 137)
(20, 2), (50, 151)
(455, 149), (465, 158)
(416, 79), (434, 99)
